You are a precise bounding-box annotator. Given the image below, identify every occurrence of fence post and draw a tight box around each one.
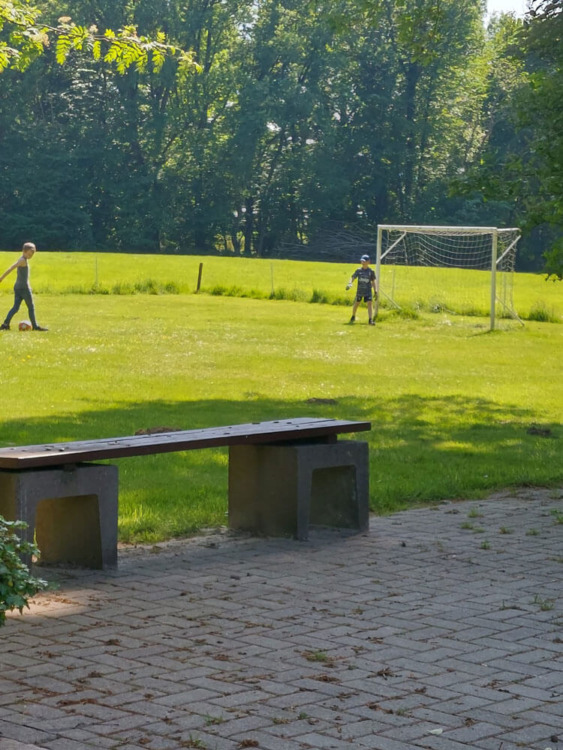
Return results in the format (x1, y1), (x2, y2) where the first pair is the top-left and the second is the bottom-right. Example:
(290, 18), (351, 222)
(196, 262), (203, 292)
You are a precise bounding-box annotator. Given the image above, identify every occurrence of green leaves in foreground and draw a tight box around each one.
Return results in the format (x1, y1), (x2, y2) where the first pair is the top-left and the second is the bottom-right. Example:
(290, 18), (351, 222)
(0, 2), (198, 76)
(0, 516), (47, 627)
(53, 22), (197, 77)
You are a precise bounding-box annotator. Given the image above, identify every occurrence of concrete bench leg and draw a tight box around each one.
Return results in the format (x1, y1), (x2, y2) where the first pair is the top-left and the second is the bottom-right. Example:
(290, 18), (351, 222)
(0, 464), (118, 569)
(228, 440), (369, 540)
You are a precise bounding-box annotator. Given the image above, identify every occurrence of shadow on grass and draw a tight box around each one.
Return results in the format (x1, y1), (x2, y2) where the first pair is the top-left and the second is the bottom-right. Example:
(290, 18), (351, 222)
(1, 395), (560, 541)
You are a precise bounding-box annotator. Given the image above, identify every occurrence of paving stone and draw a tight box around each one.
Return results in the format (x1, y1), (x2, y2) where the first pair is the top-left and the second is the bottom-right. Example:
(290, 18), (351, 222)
(472, 740), (533, 750)
(0, 721), (55, 746)
(1, 492), (561, 749)
(42, 740), (115, 750)
(497, 722), (563, 745)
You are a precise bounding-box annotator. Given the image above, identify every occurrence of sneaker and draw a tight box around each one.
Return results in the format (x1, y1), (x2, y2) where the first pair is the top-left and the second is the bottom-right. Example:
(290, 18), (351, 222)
(0, 322), (9, 330)
(349, 316), (356, 323)
(33, 326), (49, 331)
(369, 319), (375, 326)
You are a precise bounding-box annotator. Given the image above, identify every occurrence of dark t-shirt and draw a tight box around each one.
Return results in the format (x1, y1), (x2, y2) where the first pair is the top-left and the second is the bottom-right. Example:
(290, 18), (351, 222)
(352, 267), (375, 295)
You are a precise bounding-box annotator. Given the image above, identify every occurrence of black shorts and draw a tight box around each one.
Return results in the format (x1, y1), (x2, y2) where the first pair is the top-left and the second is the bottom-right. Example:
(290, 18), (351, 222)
(356, 293), (373, 303)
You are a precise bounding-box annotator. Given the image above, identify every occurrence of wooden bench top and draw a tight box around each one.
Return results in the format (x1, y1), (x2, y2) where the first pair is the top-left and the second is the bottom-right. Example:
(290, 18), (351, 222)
(0, 418), (371, 469)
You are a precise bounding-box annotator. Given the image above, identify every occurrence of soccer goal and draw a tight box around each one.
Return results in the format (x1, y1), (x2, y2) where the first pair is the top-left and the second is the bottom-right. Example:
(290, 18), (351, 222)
(375, 225), (522, 330)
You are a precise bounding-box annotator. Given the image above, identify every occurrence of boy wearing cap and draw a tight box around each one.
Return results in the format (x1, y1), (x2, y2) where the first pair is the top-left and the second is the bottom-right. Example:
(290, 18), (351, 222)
(346, 254), (377, 325)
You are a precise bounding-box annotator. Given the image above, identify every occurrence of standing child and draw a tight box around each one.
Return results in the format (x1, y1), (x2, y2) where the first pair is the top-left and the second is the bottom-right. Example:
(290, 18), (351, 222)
(0, 242), (48, 331)
(346, 254), (377, 325)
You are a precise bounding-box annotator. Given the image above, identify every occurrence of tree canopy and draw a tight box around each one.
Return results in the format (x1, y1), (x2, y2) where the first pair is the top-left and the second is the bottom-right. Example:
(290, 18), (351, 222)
(518, 0), (563, 278)
(0, 0), (560, 276)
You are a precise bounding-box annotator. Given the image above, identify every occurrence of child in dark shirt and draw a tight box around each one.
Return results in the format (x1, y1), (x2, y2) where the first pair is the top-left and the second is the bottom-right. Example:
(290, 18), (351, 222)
(346, 254), (377, 325)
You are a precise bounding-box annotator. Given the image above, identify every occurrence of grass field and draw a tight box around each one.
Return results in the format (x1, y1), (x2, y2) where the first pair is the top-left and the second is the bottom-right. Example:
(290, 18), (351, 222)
(1, 250), (561, 321)
(1, 252), (562, 543)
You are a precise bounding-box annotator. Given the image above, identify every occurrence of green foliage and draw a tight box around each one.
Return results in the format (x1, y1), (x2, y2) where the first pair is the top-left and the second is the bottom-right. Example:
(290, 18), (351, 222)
(515, 2), (563, 279)
(0, 0), (560, 274)
(0, 1), (196, 74)
(109, 278), (180, 295)
(454, 2), (563, 278)
(388, 306), (421, 320)
(0, 0), (531, 258)
(527, 301), (560, 323)
(0, 516), (47, 626)
(0, 0), (47, 72)
(544, 243), (563, 281)
(310, 289), (330, 304)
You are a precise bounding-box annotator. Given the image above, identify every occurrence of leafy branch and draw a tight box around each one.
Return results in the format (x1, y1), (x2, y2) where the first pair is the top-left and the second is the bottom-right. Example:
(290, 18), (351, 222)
(0, 2), (199, 76)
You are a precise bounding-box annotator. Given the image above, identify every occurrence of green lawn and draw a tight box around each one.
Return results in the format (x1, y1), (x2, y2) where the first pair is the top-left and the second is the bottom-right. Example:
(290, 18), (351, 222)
(1, 250), (561, 321)
(1, 254), (561, 543)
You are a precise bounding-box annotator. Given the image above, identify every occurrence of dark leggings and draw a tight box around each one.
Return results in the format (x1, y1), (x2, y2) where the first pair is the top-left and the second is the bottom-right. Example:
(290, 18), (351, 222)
(4, 287), (38, 329)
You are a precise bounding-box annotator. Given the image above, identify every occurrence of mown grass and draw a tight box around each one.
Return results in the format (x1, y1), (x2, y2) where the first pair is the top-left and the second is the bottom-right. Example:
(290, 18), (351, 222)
(1, 251), (561, 322)
(1, 281), (561, 543)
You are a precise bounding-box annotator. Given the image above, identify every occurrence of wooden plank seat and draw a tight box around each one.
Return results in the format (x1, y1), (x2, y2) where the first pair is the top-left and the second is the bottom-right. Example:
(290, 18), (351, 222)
(0, 418), (371, 569)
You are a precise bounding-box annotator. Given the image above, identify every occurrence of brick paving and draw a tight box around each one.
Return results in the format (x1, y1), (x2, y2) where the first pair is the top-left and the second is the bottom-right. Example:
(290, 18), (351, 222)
(1, 487), (562, 750)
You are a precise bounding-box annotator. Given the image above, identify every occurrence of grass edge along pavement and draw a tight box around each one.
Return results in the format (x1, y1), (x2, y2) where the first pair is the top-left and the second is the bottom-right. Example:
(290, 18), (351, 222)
(0, 283), (562, 544)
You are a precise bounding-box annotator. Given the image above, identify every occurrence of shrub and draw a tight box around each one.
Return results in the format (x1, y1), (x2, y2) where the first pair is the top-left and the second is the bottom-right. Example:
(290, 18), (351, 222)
(310, 288), (329, 304)
(269, 287), (308, 302)
(0, 516), (47, 627)
(388, 305), (420, 320)
(527, 302), (560, 323)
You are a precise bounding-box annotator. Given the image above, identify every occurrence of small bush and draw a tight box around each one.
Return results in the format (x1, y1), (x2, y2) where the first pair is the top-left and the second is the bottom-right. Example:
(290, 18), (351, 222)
(310, 288), (329, 304)
(0, 516), (47, 627)
(389, 306), (420, 320)
(134, 279), (160, 294)
(527, 302), (560, 323)
(210, 284), (250, 298)
(208, 284), (227, 296)
(428, 298), (448, 313)
(112, 282), (135, 295)
(330, 295), (350, 307)
(163, 282), (180, 294)
(88, 283), (110, 295)
(241, 287), (266, 300)
(269, 287), (308, 303)
(460, 304), (488, 317)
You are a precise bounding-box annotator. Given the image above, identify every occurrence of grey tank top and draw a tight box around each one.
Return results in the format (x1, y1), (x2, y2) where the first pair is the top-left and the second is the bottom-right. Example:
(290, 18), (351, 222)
(15, 260), (30, 290)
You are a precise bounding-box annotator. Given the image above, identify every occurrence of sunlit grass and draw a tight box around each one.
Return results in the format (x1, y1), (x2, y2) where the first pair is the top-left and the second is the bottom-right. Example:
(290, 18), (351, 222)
(0, 262), (561, 543)
(0, 251), (560, 322)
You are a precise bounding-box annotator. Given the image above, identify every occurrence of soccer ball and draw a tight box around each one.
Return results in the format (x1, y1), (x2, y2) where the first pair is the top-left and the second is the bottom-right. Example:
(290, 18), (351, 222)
(19, 320), (32, 331)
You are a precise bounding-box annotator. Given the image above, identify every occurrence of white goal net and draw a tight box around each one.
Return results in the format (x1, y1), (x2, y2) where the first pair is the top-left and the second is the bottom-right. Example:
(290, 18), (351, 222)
(375, 225), (522, 329)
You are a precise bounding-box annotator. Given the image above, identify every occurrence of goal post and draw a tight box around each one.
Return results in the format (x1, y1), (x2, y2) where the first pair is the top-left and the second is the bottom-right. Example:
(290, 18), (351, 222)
(375, 225), (522, 330)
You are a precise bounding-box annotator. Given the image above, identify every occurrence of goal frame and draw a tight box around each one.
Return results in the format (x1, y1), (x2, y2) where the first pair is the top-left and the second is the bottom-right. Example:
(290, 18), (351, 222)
(375, 224), (522, 330)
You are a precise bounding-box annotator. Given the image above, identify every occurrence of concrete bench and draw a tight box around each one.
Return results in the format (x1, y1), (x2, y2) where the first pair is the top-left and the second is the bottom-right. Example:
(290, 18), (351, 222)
(0, 417), (371, 569)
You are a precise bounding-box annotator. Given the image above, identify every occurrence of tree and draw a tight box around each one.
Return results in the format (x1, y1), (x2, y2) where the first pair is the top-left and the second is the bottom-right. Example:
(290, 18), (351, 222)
(453, 1), (562, 276)
(518, 0), (563, 278)
(0, 0), (203, 251)
(3, 0), (557, 260)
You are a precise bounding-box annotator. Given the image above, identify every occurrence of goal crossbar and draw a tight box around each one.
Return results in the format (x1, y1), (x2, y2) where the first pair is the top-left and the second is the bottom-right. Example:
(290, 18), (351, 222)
(377, 224), (520, 234)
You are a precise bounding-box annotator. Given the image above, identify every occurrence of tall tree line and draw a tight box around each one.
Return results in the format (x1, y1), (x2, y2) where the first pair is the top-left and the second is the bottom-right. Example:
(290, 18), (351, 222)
(0, 0), (560, 273)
